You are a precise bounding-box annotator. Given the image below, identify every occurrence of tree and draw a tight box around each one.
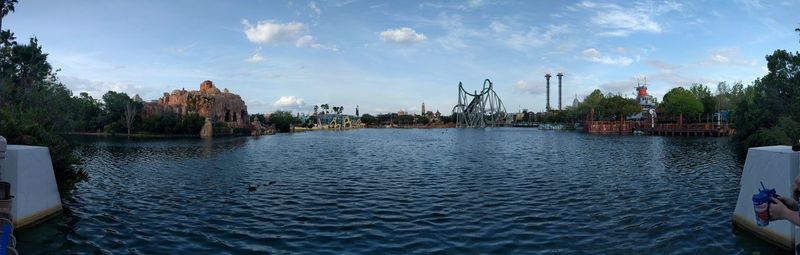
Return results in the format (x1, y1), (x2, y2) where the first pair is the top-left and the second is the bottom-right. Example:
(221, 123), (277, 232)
(102, 91), (130, 122)
(332, 106), (340, 115)
(732, 49), (800, 156)
(321, 104), (329, 114)
(0, 0), (17, 31)
(123, 101), (136, 135)
(579, 89), (605, 120)
(0, 4), (86, 189)
(251, 114), (267, 125)
(268, 110), (294, 132)
(689, 83), (718, 116)
(417, 115), (430, 125)
(598, 94), (640, 121)
(661, 87), (704, 121)
(360, 114), (378, 126)
(397, 115), (415, 125)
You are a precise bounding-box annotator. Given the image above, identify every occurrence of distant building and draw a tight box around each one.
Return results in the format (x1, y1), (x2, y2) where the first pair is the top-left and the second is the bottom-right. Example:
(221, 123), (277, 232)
(572, 96), (580, 108)
(398, 110), (407, 116)
(421, 102), (426, 116)
(636, 78), (656, 110)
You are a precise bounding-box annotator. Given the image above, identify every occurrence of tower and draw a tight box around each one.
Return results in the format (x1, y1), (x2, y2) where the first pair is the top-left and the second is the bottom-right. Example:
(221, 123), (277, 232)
(557, 72), (564, 110)
(421, 102), (426, 116)
(545, 73), (552, 111)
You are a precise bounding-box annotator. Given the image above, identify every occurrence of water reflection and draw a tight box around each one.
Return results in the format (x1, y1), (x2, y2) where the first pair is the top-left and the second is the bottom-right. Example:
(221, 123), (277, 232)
(16, 130), (785, 254)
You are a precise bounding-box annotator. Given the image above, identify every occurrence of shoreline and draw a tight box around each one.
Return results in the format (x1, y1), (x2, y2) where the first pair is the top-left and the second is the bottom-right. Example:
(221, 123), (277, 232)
(61, 132), (201, 138)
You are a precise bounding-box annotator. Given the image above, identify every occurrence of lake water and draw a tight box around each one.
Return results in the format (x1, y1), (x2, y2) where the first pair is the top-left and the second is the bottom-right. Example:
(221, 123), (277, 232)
(15, 128), (784, 254)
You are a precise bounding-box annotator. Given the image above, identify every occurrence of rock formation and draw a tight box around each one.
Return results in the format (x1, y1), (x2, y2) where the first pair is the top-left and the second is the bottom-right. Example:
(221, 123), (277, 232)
(142, 80), (250, 131)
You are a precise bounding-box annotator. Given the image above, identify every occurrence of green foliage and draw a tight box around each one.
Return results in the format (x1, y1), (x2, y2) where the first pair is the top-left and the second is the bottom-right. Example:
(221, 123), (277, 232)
(599, 94), (640, 120)
(397, 115), (415, 125)
(72, 92), (105, 132)
(417, 115), (430, 125)
(661, 87), (704, 118)
(250, 114), (267, 125)
(440, 115), (454, 124)
(359, 114), (379, 126)
(732, 49), (800, 156)
(0, 107), (87, 190)
(0, 26), (86, 188)
(139, 112), (204, 134)
(689, 83), (718, 115)
(570, 89), (640, 122)
(269, 110), (294, 132)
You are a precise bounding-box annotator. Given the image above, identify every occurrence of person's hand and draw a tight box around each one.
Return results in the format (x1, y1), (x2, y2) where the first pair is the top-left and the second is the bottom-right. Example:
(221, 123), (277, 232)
(778, 196), (799, 211)
(793, 176), (800, 201)
(770, 197), (793, 220)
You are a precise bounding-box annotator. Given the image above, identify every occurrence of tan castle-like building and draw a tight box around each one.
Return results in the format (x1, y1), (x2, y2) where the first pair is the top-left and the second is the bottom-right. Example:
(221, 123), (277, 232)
(142, 80), (249, 129)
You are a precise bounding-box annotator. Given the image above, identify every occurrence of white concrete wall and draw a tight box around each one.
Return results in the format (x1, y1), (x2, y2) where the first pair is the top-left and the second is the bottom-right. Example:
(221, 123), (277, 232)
(733, 145), (799, 251)
(0, 145), (62, 228)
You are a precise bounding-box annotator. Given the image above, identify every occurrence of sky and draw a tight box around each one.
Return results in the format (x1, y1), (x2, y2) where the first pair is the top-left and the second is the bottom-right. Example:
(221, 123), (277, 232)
(5, 0), (800, 115)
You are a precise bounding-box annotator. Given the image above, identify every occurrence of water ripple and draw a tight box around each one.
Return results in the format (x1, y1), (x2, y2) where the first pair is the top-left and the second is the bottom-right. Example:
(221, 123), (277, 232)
(15, 129), (783, 254)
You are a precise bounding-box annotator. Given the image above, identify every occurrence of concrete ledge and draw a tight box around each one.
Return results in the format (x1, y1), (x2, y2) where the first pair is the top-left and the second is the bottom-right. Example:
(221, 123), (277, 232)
(733, 214), (793, 250)
(0, 145), (63, 228)
(733, 145), (799, 251)
(15, 204), (62, 230)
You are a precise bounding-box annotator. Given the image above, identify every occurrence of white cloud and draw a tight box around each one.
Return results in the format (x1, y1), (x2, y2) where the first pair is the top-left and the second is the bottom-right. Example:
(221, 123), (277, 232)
(581, 48), (634, 66)
(274, 96), (306, 108)
(59, 76), (152, 99)
(295, 35), (339, 51)
(308, 1), (321, 16)
(380, 27), (428, 44)
(419, 0), (486, 10)
(577, 1), (665, 37)
(505, 24), (569, 51)
(241, 19), (338, 51)
(242, 20), (307, 44)
(295, 35), (315, 47)
(706, 48), (759, 67)
(245, 52), (266, 63)
(513, 80), (547, 94)
(592, 11), (661, 36)
(710, 54), (730, 64)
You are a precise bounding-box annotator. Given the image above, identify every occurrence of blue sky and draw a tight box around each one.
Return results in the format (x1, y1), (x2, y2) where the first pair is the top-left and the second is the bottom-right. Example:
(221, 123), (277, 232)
(5, 0), (800, 115)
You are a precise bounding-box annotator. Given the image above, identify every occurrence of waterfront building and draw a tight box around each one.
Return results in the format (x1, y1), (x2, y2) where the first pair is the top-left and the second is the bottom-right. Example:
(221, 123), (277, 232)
(636, 78), (657, 110)
(421, 102), (426, 116)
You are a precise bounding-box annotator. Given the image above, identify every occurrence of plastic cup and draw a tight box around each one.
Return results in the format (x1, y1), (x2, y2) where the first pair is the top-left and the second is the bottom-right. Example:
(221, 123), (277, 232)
(753, 191), (770, 226)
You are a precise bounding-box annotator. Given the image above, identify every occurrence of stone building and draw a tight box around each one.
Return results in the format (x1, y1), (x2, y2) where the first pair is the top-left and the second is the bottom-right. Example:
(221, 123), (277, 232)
(142, 80), (249, 129)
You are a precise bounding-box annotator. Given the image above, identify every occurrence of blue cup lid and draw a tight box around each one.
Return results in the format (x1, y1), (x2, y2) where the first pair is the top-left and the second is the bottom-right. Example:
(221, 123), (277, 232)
(753, 190), (770, 202)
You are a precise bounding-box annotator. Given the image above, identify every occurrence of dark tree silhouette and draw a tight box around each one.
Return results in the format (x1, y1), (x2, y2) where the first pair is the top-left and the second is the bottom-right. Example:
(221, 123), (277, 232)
(0, 0), (18, 31)
(796, 27), (800, 43)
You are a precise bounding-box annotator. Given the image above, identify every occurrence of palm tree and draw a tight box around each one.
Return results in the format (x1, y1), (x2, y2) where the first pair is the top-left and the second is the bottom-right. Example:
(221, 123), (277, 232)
(0, 0), (17, 32)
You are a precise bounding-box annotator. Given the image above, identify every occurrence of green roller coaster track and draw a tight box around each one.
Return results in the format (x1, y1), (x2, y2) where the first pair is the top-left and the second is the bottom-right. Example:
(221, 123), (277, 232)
(452, 79), (507, 128)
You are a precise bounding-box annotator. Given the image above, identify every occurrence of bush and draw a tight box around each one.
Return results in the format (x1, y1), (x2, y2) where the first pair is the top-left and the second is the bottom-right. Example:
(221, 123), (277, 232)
(0, 107), (87, 190)
(269, 111), (294, 132)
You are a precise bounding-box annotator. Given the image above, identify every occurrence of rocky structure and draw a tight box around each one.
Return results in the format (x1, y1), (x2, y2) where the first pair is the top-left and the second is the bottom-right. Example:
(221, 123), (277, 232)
(143, 80), (250, 131)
